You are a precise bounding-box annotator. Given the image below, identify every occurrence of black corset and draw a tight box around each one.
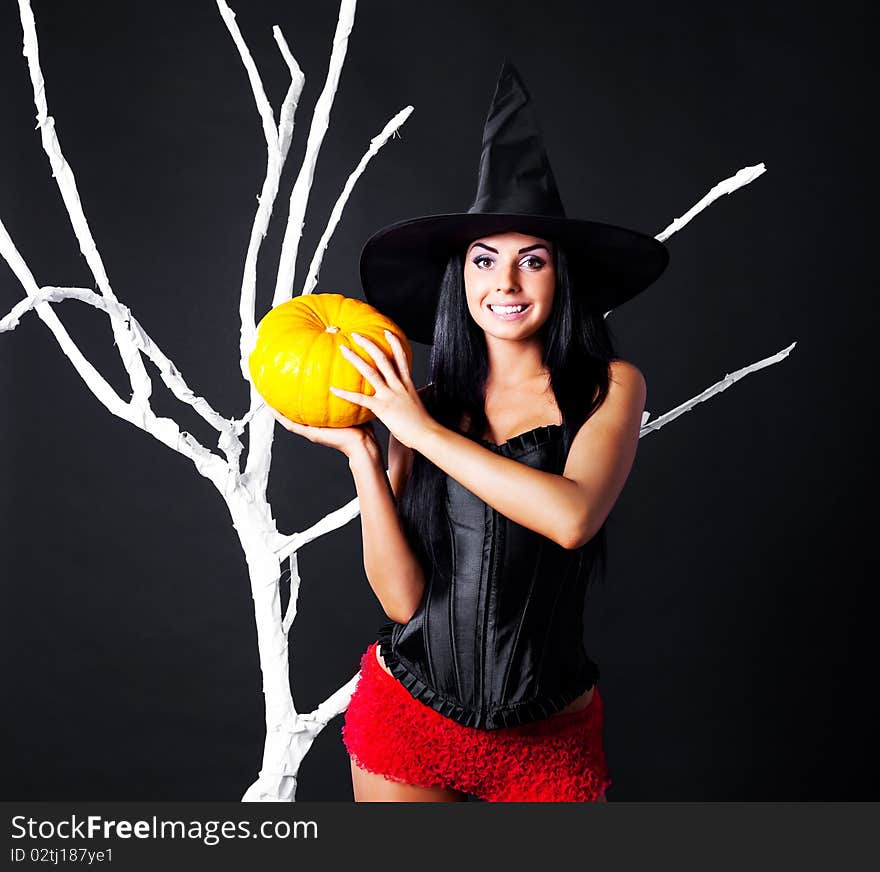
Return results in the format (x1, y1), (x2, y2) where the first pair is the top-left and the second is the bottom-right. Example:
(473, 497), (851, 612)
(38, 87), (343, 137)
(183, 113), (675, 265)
(376, 421), (600, 730)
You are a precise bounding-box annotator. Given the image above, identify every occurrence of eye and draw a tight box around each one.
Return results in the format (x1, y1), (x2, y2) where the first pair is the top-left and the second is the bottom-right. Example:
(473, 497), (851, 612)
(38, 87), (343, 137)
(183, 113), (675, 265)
(472, 255), (494, 269)
(522, 256), (545, 269)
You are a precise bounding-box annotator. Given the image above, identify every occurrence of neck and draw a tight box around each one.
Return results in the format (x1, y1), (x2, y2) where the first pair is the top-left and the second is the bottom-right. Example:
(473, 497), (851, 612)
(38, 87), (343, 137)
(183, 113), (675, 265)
(483, 333), (549, 390)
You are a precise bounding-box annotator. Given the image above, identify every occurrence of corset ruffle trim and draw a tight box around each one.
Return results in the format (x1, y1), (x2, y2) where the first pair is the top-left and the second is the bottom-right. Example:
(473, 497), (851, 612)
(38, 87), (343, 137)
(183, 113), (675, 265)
(375, 619), (600, 731)
(452, 421), (566, 454)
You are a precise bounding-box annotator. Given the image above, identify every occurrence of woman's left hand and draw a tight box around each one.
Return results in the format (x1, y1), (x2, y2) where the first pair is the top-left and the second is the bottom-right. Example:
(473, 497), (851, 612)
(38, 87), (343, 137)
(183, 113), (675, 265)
(331, 329), (434, 449)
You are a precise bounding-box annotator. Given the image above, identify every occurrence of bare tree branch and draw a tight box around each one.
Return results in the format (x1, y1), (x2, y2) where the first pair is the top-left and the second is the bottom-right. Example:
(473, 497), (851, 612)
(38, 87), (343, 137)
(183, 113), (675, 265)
(0, 279), (236, 474)
(273, 0), (357, 304)
(274, 28), (304, 165)
(273, 493), (362, 563)
(17, 0), (153, 413)
(0, 280), (246, 463)
(655, 163), (767, 243)
(301, 106), (414, 296)
(640, 341), (798, 436)
(215, 1), (306, 385)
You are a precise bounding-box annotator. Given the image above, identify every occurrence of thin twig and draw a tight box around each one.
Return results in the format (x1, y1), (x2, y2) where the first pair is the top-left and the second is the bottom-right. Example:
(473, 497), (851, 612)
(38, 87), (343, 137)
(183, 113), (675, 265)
(656, 163), (767, 243)
(640, 341), (797, 436)
(302, 106), (414, 295)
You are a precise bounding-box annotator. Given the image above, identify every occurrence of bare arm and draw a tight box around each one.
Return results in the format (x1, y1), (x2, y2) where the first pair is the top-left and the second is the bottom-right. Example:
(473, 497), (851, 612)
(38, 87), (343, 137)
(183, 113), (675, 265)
(269, 394), (426, 624)
(348, 406), (425, 625)
(412, 360), (646, 550)
(330, 329), (642, 572)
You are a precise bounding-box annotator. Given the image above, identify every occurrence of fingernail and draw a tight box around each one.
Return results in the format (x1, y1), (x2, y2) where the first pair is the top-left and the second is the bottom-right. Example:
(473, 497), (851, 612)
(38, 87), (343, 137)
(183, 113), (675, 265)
(351, 332), (362, 342)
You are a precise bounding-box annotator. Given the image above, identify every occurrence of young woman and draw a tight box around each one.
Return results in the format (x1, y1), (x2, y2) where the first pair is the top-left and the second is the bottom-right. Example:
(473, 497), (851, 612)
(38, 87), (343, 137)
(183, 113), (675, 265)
(271, 61), (669, 802)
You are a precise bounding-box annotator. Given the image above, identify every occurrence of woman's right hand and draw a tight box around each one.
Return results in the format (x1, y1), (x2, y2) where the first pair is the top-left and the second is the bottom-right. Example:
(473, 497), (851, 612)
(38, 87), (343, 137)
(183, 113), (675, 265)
(269, 405), (377, 459)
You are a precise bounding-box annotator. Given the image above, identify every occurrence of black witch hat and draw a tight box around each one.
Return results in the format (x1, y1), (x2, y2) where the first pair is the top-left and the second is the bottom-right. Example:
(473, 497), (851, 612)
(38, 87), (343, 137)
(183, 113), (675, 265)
(359, 59), (669, 345)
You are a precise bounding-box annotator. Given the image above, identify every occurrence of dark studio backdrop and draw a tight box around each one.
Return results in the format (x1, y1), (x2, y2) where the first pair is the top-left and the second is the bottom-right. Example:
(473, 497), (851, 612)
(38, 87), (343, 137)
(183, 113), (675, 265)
(0, 0), (874, 801)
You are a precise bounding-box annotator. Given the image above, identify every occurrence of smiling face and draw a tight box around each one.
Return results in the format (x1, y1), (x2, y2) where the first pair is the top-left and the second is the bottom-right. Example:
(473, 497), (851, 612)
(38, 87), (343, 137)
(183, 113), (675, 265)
(462, 231), (556, 341)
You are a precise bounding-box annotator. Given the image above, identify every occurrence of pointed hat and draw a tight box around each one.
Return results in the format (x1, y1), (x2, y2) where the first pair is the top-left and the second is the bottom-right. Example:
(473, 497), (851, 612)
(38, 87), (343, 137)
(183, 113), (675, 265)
(359, 60), (669, 345)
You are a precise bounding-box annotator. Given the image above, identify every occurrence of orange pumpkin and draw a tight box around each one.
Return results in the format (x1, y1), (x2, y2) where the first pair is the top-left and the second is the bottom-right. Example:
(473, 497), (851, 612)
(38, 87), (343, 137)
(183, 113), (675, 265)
(248, 293), (413, 427)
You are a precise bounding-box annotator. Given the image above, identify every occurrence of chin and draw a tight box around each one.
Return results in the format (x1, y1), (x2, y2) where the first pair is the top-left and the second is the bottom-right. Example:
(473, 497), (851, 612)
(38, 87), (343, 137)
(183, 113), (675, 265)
(484, 324), (542, 342)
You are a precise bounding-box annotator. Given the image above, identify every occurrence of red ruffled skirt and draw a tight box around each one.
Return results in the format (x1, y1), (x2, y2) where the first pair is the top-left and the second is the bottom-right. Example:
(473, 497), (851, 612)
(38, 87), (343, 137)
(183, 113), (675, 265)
(341, 641), (612, 802)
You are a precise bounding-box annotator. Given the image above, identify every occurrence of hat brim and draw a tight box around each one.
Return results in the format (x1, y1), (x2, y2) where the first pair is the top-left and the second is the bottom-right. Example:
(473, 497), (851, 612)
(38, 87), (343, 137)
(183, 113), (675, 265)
(359, 211), (669, 345)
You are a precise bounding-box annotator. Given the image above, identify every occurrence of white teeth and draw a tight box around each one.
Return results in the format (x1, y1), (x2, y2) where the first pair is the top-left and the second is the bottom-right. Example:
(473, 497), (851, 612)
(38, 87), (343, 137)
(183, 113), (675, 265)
(489, 304), (528, 313)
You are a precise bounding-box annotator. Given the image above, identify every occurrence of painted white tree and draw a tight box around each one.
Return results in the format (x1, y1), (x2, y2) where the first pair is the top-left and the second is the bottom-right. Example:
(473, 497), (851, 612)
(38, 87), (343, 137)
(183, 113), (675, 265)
(1, 0), (795, 802)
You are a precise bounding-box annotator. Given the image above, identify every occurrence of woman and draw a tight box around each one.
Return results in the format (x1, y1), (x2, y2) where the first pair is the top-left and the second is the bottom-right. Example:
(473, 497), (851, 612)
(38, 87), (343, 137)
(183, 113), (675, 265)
(271, 61), (669, 801)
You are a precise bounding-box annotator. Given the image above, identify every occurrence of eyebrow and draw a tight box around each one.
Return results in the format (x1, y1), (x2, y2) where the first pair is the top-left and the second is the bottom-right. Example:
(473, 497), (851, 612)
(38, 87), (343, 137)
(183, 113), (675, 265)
(469, 242), (551, 255)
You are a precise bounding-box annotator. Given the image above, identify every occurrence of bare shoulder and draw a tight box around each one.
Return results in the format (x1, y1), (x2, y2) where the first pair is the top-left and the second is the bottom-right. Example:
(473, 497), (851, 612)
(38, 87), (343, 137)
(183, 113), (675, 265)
(576, 359), (646, 439)
(562, 360), (648, 537)
(596, 359), (646, 416)
(608, 358), (647, 397)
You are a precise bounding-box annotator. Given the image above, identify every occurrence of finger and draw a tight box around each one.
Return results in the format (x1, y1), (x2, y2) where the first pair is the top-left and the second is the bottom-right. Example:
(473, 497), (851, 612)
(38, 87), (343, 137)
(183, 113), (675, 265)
(285, 419), (322, 443)
(270, 407), (295, 429)
(329, 385), (373, 410)
(270, 407), (311, 438)
(350, 332), (400, 387)
(383, 329), (414, 387)
(339, 344), (382, 389)
(285, 421), (308, 438)
(283, 419), (304, 435)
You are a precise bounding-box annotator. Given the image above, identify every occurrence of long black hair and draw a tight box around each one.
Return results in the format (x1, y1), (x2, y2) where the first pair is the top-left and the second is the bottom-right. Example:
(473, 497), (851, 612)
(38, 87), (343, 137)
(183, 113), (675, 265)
(397, 241), (618, 592)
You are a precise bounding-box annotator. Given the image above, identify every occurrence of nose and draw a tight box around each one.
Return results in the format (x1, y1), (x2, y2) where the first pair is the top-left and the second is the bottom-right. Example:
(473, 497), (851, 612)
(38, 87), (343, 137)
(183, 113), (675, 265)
(497, 260), (520, 293)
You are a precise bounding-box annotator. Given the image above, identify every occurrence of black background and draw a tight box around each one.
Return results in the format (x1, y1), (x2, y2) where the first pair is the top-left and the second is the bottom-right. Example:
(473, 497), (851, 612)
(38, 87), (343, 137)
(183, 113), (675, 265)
(0, 0), (874, 800)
